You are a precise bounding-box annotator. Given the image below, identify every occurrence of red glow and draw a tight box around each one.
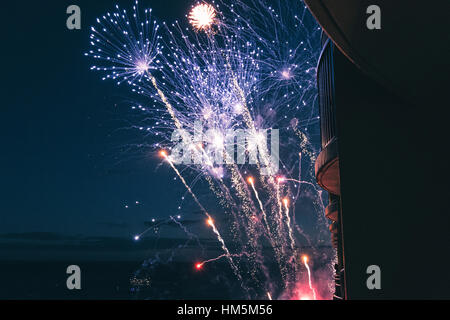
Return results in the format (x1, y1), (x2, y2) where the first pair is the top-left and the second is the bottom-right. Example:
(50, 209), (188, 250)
(195, 263), (203, 270)
(247, 177), (254, 184)
(159, 150), (167, 158)
(289, 283), (323, 300)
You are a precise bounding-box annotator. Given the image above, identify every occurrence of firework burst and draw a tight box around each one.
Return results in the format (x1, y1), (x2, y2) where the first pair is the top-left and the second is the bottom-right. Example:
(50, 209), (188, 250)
(86, 0), (334, 300)
(188, 3), (217, 31)
(86, 2), (162, 88)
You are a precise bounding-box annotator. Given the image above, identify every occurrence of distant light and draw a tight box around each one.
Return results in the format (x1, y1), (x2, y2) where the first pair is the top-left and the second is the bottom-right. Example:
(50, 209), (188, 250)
(134, 235), (140, 241)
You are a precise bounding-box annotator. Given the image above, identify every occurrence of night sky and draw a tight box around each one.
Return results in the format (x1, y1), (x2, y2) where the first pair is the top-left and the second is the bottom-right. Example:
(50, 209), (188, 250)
(0, 0), (330, 299)
(2, 0), (191, 246)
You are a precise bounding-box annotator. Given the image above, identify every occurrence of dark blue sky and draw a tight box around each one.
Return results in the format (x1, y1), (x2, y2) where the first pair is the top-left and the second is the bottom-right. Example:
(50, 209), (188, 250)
(1, 0), (194, 240)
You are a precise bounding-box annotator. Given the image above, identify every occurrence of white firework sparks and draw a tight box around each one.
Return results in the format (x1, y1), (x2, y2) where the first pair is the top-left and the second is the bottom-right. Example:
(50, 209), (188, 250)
(188, 3), (217, 31)
(85, 0), (334, 300)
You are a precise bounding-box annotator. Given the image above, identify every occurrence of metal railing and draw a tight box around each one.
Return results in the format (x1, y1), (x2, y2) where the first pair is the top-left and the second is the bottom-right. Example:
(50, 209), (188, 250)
(317, 39), (337, 149)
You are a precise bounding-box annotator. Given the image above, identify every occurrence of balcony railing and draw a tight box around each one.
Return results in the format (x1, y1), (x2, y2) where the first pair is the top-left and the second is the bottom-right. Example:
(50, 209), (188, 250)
(317, 39), (337, 149)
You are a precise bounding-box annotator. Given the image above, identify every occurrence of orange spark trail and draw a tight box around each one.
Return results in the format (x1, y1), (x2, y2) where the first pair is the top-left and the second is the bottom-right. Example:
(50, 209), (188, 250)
(161, 150), (209, 217)
(302, 255), (317, 300)
(147, 73), (182, 130)
(160, 151), (243, 283)
(196, 252), (250, 269)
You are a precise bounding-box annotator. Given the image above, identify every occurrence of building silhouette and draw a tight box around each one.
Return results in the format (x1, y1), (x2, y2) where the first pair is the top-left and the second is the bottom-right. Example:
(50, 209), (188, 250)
(306, 0), (450, 299)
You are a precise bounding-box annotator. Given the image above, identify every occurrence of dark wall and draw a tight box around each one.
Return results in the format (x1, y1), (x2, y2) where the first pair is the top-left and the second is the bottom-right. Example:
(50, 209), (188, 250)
(334, 47), (450, 299)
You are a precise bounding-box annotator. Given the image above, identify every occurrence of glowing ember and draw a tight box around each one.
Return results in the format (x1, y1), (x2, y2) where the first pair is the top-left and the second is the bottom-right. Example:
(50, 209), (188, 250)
(195, 263), (203, 270)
